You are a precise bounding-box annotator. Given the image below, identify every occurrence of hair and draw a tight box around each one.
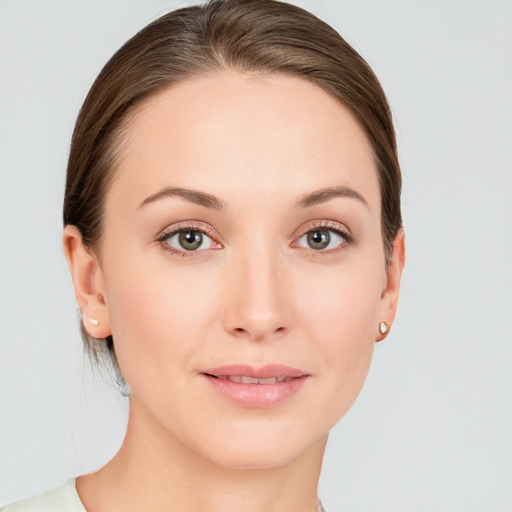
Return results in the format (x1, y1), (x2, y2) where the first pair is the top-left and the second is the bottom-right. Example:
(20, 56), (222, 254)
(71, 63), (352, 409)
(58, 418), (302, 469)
(63, 0), (402, 371)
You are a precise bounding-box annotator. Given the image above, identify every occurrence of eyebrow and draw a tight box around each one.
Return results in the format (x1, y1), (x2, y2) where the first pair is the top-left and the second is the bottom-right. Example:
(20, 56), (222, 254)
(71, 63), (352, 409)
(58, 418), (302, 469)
(138, 187), (226, 211)
(295, 186), (368, 209)
(138, 185), (367, 211)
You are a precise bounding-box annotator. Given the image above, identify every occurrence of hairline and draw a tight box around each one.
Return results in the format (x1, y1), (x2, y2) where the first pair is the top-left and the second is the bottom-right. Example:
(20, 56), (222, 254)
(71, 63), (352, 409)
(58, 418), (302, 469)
(88, 67), (392, 264)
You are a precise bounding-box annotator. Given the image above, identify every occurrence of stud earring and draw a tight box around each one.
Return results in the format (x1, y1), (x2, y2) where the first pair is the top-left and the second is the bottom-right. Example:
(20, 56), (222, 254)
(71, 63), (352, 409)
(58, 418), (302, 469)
(88, 318), (100, 326)
(378, 321), (390, 336)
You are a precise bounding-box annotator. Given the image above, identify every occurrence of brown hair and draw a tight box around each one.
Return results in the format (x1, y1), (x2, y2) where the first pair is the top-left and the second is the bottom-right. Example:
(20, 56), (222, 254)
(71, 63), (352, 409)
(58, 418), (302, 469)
(64, 0), (402, 369)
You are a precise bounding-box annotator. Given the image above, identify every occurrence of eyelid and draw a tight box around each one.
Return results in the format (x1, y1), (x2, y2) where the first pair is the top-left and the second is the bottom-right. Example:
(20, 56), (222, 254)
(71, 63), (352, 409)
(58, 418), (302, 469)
(294, 220), (353, 239)
(290, 220), (355, 251)
(156, 221), (223, 256)
(155, 219), (354, 257)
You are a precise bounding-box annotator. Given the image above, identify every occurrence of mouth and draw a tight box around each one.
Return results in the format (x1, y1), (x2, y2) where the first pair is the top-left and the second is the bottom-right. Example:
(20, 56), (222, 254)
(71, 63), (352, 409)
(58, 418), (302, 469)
(201, 365), (309, 408)
(206, 375), (294, 384)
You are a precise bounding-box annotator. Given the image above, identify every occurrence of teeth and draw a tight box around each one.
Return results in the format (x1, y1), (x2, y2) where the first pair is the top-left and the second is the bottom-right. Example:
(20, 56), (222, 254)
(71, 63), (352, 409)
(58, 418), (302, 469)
(220, 375), (288, 384)
(258, 377), (277, 384)
(240, 376), (259, 384)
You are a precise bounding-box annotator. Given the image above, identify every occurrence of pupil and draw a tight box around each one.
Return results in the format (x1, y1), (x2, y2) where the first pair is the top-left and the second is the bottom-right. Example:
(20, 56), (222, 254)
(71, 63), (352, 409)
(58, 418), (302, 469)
(308, 230), (330, 250)
(179, 230), (202, 250)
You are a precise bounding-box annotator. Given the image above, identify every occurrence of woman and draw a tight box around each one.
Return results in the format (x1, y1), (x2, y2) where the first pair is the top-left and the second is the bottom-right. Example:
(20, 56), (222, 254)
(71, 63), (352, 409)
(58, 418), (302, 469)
(2, 0), (404, 510)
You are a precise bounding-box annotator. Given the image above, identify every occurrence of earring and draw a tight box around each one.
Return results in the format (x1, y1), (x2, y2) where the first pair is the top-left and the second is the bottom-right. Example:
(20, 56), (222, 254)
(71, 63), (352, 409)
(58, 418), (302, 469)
(378, 321), (390, 336)
(88, 318), (100, 326)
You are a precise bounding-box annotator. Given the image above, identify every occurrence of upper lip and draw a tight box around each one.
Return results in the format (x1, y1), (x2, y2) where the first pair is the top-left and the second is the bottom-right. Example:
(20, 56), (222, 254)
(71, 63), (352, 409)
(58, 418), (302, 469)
(201, 364), (308, 379)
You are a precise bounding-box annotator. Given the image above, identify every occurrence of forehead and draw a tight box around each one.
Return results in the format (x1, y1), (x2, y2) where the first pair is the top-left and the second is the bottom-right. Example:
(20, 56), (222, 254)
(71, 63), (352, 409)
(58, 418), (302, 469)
(110, 71), (380, 216)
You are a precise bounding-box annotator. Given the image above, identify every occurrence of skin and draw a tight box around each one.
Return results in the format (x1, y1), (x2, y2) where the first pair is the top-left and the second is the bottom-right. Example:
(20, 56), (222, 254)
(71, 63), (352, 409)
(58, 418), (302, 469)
(63, 71), (405, 512)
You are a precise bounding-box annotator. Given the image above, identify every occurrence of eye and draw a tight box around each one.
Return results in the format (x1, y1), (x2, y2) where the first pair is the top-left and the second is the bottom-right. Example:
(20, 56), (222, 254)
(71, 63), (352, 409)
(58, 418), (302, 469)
(295, 223), (353, 252)
(298, 229), (342, 251)
(158, 226), (217, 254)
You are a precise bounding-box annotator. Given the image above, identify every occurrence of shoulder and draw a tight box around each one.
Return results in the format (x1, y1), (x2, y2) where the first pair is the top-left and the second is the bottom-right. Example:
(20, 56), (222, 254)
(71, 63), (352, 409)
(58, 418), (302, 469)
(1, 479), (86, 512)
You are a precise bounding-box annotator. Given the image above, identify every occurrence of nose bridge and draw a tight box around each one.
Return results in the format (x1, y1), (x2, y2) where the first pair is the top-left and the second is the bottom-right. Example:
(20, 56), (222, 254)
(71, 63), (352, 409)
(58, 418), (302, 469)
(224, 238), (291, 341)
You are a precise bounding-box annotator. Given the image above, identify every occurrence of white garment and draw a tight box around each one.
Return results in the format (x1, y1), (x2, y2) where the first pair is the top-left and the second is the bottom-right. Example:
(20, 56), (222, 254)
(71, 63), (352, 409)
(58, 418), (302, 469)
(0, 480), (85, 512)
(1, 479), (327, 511)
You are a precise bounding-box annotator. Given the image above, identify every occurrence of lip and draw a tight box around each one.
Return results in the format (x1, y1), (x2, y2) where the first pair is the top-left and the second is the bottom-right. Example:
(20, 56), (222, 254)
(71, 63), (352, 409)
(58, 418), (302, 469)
(201, 364), (309, 408)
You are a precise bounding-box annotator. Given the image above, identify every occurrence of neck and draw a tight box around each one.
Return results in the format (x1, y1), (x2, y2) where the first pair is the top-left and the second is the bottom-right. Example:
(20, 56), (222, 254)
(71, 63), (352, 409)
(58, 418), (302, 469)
(77, 397), (327, 512)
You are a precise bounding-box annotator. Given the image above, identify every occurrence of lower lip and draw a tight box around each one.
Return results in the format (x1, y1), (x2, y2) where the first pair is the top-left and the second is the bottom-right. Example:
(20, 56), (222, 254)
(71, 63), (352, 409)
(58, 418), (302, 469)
(202, 375), (308, 408)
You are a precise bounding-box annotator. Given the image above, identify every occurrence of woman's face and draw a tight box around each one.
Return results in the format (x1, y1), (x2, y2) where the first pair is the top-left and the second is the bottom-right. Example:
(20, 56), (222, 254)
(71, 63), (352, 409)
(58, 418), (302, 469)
(76, 72), (403, 469)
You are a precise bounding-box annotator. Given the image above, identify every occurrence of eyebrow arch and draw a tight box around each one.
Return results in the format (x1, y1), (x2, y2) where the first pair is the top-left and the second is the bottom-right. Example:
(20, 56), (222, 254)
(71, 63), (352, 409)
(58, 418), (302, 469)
(138, 187), (226, 211)
(295, 186), (368, 209)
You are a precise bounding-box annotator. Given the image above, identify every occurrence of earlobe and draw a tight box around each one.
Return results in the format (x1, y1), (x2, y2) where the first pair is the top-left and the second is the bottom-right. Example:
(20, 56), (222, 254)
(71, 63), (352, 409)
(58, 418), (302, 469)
(376, 229), (406, 341)
(62, 225), (112, 338)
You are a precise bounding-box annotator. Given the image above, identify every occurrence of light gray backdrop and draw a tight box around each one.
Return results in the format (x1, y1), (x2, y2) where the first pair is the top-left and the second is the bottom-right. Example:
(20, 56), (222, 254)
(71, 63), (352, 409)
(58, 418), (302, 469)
(1, 1), (511, 510)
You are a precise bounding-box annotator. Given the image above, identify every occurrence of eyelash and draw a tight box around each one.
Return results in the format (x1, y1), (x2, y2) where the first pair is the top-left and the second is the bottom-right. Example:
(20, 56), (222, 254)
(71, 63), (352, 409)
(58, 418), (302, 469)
(156, 220), (354, 258)
(292, 221), (355, 254)
(156, 222), (220, 258)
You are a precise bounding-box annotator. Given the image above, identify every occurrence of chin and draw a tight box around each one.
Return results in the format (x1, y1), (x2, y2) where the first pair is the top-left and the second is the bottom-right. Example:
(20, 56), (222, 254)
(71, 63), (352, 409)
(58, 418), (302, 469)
(190, 420), (328, 471)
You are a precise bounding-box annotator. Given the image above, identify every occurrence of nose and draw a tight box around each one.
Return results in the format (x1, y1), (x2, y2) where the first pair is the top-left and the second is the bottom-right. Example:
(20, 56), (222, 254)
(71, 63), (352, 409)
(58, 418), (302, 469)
(222, 245), (292, 342)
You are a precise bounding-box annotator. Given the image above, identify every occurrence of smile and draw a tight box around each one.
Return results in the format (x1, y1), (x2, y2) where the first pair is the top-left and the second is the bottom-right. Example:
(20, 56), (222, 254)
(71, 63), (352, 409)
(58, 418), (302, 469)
(201, 365), (309, 408)
(210, 375), (294, 384)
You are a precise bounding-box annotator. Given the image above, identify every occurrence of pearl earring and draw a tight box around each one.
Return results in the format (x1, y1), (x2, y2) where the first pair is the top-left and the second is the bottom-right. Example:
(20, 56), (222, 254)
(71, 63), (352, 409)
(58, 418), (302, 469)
(88, 318), (100, 326)
(378, 321), (390, 336)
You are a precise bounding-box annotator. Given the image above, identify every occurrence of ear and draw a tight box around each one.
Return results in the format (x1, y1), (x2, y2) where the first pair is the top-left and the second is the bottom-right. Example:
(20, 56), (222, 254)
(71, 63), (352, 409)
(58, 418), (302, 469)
(62, 225), (112, 339)
(376, 228), (405, 341)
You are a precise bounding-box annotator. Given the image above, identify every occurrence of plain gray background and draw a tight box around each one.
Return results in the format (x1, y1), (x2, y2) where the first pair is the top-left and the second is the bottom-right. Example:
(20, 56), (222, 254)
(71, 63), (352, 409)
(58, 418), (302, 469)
(1, 1), (511, 510)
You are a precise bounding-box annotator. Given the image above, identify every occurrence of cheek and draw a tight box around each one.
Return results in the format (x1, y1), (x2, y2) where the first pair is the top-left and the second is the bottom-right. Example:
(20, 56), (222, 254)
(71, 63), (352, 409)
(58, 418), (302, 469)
(294, 257), (383, 422)
(297, 253), (383, 345)
(102, 252), (223, 388)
